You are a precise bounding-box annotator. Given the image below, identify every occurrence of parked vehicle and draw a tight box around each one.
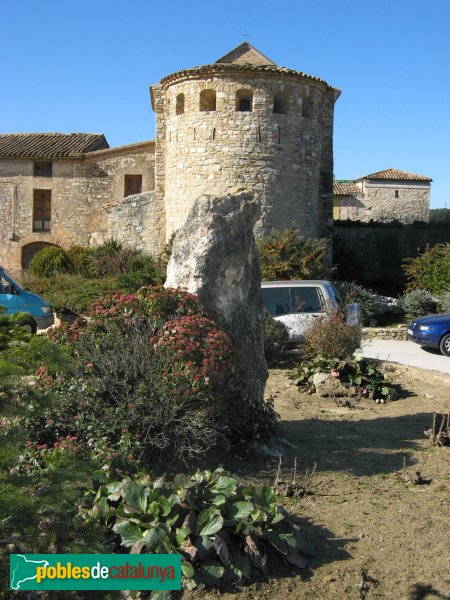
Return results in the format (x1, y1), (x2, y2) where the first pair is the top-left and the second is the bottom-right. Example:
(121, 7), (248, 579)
(0, 268), (54, 332)
(407, 314), (450, 357)
(261, 280), (360, 342)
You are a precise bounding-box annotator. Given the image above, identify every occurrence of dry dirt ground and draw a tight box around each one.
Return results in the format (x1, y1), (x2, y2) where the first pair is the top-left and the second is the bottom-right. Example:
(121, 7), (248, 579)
(193, 364), (450, 600)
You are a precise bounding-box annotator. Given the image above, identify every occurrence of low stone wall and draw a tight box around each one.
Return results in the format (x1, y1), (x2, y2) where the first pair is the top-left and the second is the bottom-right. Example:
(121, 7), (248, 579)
(362, 327), (408, 341)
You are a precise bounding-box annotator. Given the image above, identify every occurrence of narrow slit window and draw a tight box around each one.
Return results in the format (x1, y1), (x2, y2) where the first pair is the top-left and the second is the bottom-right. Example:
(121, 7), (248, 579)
(176, 93), (185, 115)
(33, 189), (51, 232)
(302, 97), (314, 119)
(394, 190), (399, 198)
(199, 89), (216, 111)
(236, 89), (253, 112)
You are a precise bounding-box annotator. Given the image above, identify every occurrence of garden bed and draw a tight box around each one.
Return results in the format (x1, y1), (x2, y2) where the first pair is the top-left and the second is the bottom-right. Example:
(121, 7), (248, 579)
(192, 364), (450, 599)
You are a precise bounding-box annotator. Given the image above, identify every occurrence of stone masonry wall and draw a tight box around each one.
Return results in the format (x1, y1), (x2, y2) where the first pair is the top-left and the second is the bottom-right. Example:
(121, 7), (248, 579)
(335, 182), (430, 224)
(335, 193), (367, 221)
(333, 221), (450, 294)
(154, 72), (337, 247)
(362, 327), (408, 341)
(104, 191), (157, 255)
(363, 182), (430, 223)
(0, 143), (155, 277)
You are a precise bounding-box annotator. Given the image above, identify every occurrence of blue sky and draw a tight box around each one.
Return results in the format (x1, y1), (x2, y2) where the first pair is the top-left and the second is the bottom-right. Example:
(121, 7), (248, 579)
(1, 0), (449, 208)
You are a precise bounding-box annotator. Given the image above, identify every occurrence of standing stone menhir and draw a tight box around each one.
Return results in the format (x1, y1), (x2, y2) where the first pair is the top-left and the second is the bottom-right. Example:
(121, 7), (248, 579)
(165, 190), (268, 409)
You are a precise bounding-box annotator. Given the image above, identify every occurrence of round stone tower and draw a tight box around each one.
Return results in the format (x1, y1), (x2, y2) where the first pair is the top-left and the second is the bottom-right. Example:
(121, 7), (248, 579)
(150, 43), (340, 248)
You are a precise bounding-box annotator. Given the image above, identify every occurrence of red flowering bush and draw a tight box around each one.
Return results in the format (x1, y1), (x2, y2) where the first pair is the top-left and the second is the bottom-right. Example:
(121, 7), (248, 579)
(16, 435), (82, 473)
(153, 315), (233, 390)
(37, 285), (234, 466)
(88, 286), (205, 324)
(48, 317), (88, 346)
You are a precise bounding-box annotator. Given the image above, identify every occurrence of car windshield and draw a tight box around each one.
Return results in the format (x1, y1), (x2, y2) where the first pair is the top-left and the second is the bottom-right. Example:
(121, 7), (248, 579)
(0, 271), (24, 292)
(262, 287), (323, 316)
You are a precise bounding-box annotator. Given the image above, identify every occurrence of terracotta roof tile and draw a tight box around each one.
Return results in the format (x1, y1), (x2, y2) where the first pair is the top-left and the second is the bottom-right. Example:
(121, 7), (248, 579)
(0, 133), (109, 159)
(356, 168), (432, 182)
(159, 62), (333, 90)
(333, 181), (362, 195)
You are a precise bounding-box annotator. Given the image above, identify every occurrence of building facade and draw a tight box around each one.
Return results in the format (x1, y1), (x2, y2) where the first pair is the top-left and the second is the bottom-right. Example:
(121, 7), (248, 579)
(333, 168), (432, 223)
(0, 134), (155, 275)
(0, 43), (341, 277)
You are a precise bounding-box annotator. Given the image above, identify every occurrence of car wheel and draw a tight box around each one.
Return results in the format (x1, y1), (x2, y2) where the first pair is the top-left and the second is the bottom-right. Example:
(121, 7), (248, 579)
(22, 320), (38, 334)
(439, 333), (450, 357)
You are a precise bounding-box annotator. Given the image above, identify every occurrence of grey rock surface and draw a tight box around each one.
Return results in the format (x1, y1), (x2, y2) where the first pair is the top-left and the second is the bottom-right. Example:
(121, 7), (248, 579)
(165, 190), (268, 408)
(312, 372), (354, 398)
(372, 294), (403, 316)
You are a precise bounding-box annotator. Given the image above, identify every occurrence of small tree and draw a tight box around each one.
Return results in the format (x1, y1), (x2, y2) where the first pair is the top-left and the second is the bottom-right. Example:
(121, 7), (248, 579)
(257, 229), (334, 281)
(403, 243), (450, 295)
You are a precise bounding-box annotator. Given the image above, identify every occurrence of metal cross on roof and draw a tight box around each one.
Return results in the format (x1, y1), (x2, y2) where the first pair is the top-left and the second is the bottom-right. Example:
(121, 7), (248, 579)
(241, 31), (251, 41)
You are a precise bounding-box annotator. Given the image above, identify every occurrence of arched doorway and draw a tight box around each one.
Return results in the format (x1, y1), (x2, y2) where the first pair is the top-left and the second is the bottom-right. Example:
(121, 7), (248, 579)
(21, 242), (60, 271)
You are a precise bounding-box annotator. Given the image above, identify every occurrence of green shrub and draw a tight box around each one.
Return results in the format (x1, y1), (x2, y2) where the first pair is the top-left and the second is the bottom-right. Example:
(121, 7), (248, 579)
(28, 246), (73, 278)
(84, 468), (308, 591)
(403, 243), (450, 295)
(438, 289), (450, 313)
(291, 355), (399, 401)
(66, 245), (90, 275)
(302, 313), (361, 360)
(399, 289), (436, 319)
(0, 308), (70, 384)
(334, 281), (376, 325)
(27, 274), (124, 314)
(263, 312), (290, 365)
(257, 229), (334, 281)
(116, 253), (164, 291)
(84, 239), (139, 277)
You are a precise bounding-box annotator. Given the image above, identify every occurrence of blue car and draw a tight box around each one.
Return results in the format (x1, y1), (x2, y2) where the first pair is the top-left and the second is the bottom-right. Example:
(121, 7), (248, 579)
(407, 314), (450, 357)
(0, 268), (54, 333)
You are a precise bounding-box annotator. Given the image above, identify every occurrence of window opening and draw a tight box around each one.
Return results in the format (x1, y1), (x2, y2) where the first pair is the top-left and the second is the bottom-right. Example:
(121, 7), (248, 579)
(176, 93), (185, 115)
(33, 189), (51, 232)
(124, 174), (142, 197)
(273, 94), (287, 114)
(236, 89), (253, 112)
(199, 89), (216, 111)
(34, 161), (52, 177)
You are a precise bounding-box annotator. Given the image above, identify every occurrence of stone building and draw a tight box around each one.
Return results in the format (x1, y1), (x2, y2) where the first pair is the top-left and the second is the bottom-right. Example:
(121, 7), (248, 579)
(0, 43), (340, 277)
(333, 168), (432, 223)
(0, 133), (155, 275)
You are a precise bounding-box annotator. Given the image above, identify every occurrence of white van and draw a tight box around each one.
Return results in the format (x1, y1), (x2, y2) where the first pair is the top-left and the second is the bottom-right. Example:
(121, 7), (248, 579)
(261, 280), (359, 342)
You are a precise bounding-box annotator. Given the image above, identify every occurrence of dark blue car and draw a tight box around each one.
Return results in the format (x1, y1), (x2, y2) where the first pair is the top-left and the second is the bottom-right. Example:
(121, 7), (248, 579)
(407, 314), (450, 357)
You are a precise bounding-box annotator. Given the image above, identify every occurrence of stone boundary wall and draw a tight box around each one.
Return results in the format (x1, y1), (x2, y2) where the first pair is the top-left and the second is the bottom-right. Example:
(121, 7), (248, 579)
(104, 191), (157, 256)
(362, 327), (408, 341)
(333, 221), (450, 294)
